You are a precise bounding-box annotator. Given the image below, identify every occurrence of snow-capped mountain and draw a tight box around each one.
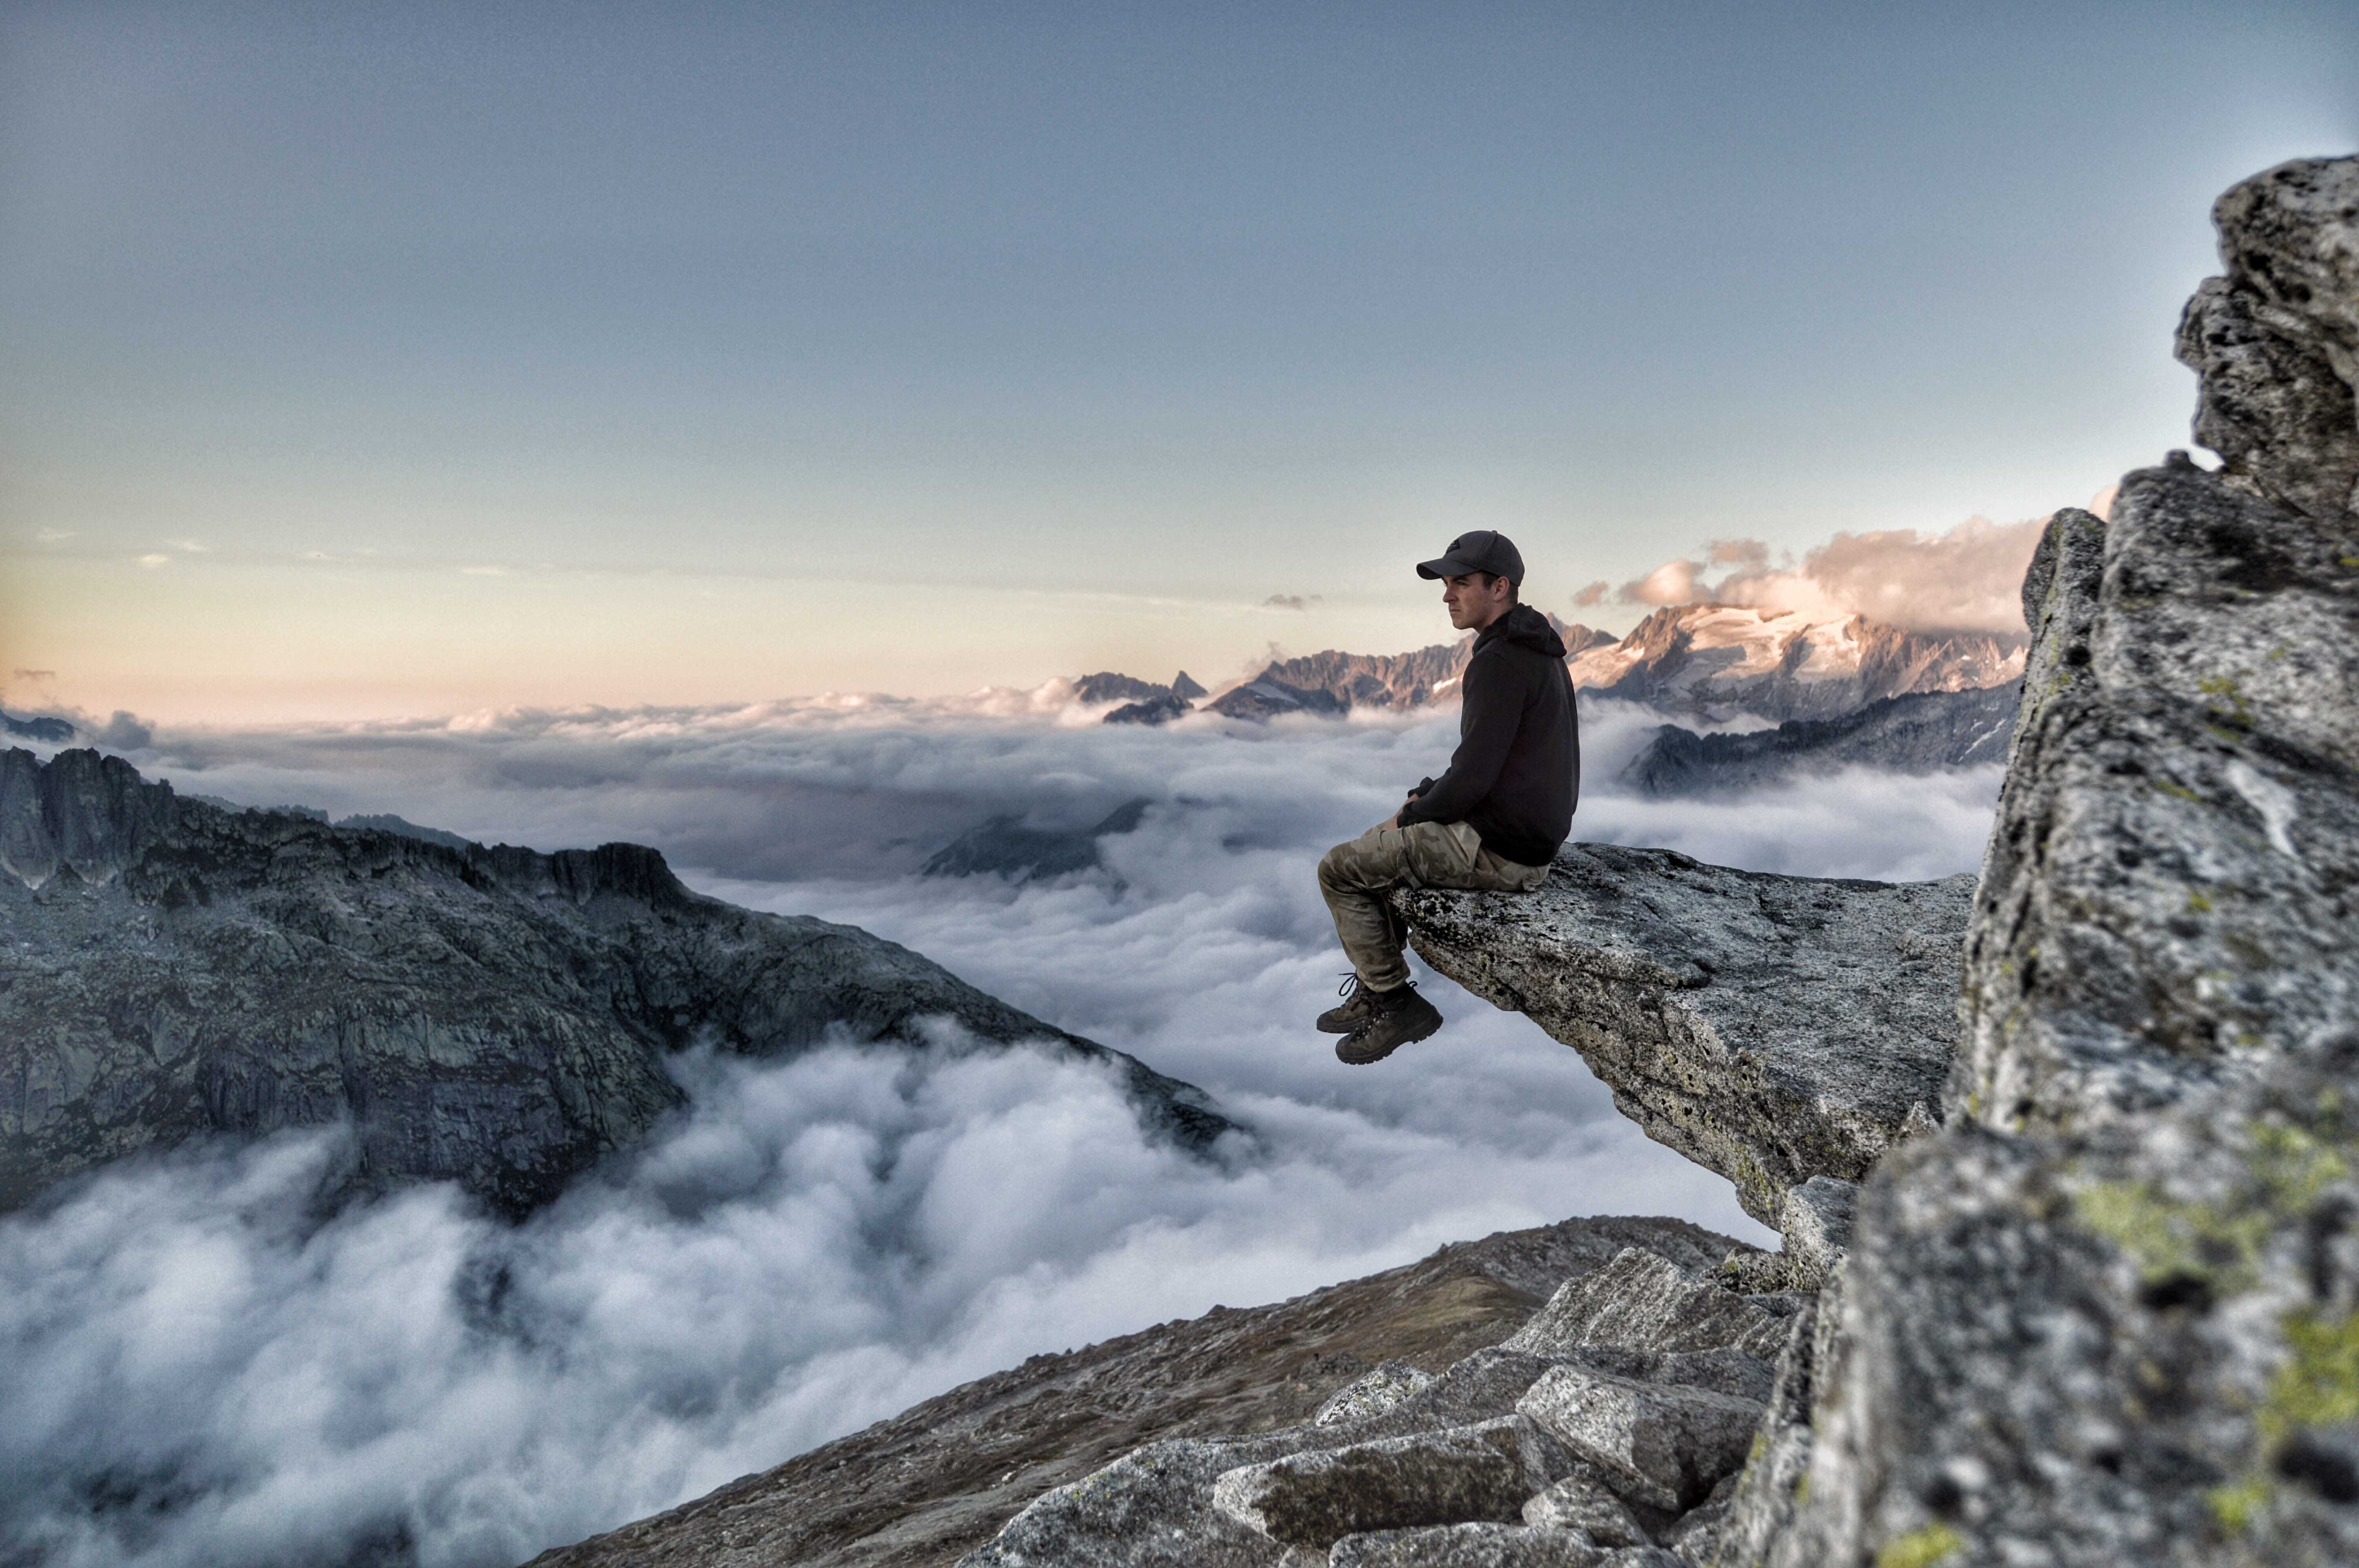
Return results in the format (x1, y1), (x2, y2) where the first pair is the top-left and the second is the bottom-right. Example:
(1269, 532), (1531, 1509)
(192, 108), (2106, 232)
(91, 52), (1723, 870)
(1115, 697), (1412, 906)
(1569, 604), (2026, 723)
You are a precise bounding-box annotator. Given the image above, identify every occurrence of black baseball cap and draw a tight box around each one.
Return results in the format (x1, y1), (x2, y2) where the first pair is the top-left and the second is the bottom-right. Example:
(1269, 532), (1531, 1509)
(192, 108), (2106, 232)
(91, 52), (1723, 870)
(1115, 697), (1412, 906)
(1416, 530), (1524, 586)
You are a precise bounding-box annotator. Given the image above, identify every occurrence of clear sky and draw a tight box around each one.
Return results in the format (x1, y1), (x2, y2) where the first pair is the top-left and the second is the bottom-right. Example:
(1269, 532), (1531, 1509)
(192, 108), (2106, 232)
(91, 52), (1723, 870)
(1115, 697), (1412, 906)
(3, 1), (2354, 721)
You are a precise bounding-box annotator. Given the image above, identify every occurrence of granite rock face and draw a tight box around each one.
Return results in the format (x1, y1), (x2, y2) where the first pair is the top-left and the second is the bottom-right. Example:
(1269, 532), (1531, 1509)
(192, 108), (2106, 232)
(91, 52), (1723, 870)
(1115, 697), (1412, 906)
(0, 749), (1228, 1215)
(1716, 154), (2359, 1568)
(1389, 846), (1969, 1225)
(2176, 158), (2359, 523)
(1517, 1365), (1764, 1512)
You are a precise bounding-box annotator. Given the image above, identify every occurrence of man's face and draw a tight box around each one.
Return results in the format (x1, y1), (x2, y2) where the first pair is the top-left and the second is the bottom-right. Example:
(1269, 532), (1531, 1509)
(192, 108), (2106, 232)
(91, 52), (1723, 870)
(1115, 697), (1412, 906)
(1442, 572), (1512, 631)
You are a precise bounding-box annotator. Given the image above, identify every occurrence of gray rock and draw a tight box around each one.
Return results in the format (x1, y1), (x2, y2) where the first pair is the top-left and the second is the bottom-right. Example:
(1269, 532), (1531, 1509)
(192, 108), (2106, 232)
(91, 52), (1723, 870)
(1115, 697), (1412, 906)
(1211, 1422), (1530, 1548)
(1956, 468), (2359, 1136)
(1503, 1248), (1795, 1362)
(1622, 684), (2018, 797)
(2175, 158), (2359, 521)
(1516, 1365), (1766, 1512)
(1707, 1295), (1819, 1568)
(1327, 1523), (1606, 1568)
(1751, 156), (2359, 1568)
(1596, 1552), (1685, 1568)
(966, 1433), (1316, 1568)
(1778, 1177), (1858, 1291)
(0, 748), (1231, 1216)
(1317, 1363), (1440, 1426)
(1521, 1475), (1655, 1546)
(1390, 848), (1967, 1225)
(1376, 1350), (1574, 1431)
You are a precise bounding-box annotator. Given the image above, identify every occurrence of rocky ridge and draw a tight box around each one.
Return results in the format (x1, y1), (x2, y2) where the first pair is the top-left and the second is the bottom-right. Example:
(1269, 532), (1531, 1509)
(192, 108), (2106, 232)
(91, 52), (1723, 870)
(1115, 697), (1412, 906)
(0, 749), (1229, 1215)
(522, 1215), (1749, 1568)
(1620, 684), (2017, 797)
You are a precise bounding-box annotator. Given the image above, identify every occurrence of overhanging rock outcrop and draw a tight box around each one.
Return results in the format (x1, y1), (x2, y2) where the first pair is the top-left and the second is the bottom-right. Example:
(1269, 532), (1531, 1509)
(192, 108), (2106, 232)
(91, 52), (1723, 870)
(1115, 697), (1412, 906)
(0, 748), (1231, 1216)
(1388, 847), (1970, 1227)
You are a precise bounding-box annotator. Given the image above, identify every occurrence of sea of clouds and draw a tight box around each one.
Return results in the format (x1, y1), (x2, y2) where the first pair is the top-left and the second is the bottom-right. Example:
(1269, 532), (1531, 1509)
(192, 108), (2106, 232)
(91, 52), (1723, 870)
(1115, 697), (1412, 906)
(0, 694), (2006, 1567)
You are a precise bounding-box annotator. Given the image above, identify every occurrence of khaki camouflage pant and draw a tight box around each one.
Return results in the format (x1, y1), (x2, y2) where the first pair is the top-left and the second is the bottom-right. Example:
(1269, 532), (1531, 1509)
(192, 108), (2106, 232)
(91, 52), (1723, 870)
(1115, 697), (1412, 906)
(1316, 820), (1549, 991)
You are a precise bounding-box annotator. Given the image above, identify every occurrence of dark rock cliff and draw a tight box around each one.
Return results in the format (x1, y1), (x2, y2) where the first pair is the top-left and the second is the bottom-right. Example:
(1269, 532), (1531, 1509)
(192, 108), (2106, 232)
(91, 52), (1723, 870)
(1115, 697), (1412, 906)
(0, 748), (1232, 1217)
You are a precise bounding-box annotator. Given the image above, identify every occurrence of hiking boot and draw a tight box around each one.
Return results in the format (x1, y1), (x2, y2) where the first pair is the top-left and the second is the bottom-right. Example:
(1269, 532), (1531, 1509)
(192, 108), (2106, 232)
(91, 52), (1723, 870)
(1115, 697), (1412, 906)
(1335, 984), (1443, 1065)
(1316, 973), (1390, 1034)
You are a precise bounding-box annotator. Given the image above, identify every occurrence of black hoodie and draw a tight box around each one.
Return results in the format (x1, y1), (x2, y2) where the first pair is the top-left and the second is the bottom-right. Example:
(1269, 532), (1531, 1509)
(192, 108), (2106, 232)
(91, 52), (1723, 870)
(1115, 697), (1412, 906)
(1395, 603), (1579, 866)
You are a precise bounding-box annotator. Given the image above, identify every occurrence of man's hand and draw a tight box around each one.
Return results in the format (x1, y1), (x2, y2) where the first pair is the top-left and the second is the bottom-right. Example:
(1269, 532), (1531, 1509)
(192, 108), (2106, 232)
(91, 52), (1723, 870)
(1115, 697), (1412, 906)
(1368, 811), (1402, 835)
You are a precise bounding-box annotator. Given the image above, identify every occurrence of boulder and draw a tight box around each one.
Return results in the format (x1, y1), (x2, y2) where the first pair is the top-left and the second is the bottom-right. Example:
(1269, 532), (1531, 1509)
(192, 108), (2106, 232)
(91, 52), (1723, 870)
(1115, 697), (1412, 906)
(1517, 1365), (1766, 1512)
(1502, 1247), (1796, 1361)
(1520, 1475), (1655, 1546)
(1210, 1422), (1531, 1548)
(1317, 1363), (1440, 1426)
(1390, 847), (1966, 1224)
(1327, 1523), (1607, 1567)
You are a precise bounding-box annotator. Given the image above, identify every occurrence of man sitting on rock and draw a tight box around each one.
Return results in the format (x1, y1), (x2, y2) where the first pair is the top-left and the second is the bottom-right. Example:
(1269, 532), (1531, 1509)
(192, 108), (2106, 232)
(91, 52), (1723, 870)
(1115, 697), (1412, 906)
(1316, 530), (1579, 1064)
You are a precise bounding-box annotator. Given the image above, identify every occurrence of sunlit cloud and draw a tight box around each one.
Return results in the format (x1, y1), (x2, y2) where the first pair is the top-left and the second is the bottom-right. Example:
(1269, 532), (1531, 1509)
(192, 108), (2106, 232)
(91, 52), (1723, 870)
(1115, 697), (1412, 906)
(1611, 515), (2047, 633)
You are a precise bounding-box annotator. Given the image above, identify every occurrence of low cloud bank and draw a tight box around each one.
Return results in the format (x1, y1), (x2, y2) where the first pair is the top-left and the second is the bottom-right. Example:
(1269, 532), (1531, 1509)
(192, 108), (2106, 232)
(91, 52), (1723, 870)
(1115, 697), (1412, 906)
(1608, 515), (2047, 635)
(1, 705), (2006, 1565)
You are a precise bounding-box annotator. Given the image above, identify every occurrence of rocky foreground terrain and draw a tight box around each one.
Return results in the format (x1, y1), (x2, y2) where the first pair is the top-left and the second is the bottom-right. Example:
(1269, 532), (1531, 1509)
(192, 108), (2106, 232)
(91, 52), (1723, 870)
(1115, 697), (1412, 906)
(0, 753), (1228, 1215)
(524, 153), (2359, 1568)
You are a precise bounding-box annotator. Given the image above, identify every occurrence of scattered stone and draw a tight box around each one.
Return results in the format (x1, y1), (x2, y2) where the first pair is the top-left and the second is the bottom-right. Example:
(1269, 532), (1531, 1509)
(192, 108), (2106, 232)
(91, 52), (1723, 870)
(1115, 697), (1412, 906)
(1391, 849), (1967, 1224)
(1520, 1475), (1655, 1546)
(1327, 1522), (1606, 1567)
(1503, 1248), (1795, 1361)
(1210, 1422), (1529, 1547)
(1317, 1363), (1439, 1426)
(1517, 1365), (1766, 1512)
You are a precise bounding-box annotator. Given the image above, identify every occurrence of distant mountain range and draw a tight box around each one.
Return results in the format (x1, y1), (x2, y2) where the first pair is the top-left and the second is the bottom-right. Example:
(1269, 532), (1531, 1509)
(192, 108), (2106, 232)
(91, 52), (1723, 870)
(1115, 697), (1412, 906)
(1078, 605), (2026, 729)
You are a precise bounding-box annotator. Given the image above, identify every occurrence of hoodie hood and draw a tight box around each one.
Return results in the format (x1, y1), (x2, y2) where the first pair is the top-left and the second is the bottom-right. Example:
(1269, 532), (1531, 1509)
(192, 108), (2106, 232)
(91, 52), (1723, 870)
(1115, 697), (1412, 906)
(1478, 603), (1568, 659)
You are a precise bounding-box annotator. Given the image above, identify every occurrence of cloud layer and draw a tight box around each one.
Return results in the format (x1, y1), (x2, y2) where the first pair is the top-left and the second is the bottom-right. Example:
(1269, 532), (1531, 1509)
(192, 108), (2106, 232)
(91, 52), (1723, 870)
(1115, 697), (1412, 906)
(1606, 515), (2048, 634)
(0, 704), (2006, 1565)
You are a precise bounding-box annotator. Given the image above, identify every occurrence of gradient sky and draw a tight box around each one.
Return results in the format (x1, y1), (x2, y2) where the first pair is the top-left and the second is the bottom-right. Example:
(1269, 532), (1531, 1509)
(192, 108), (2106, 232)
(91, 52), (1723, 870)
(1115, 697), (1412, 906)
(3, 1), (2354, 721)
